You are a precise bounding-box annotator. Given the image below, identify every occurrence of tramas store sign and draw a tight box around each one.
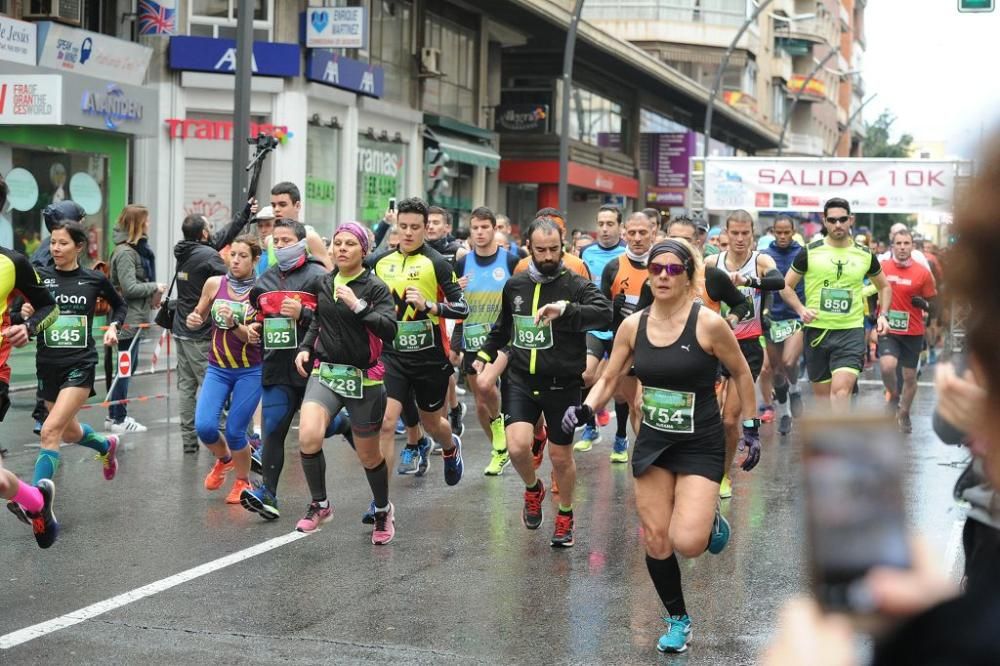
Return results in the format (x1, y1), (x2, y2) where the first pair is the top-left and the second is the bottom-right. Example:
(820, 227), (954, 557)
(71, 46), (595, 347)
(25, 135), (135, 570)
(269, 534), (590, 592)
(165, 117), (288, 140)
(703, 158), (958, 214)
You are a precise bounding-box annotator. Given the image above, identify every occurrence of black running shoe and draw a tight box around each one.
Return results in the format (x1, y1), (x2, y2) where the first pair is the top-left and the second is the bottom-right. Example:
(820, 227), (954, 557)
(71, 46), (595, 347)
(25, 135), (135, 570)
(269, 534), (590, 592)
(30, 479), (58, 549)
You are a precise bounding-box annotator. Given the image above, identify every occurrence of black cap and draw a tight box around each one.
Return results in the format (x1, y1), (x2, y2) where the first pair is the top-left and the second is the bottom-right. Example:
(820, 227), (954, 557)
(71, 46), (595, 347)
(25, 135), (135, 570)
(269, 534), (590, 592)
(42, 200), (86, 232)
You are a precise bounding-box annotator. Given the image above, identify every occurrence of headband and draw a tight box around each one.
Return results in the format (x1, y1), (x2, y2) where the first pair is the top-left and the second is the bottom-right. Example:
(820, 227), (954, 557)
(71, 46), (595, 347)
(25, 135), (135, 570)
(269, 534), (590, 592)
(649, 240), (695, 279)
(335, 221), (370, 255)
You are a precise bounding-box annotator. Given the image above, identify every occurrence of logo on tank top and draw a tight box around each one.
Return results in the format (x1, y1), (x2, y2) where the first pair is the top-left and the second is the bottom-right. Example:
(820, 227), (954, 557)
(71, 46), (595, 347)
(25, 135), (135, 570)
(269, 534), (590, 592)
(493, 268), (506, 281)
(681, 344), (690, 352)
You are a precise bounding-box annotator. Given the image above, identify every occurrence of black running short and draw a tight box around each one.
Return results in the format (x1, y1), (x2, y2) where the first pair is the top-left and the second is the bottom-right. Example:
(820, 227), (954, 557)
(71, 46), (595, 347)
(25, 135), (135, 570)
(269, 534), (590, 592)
(37, 364), (96, 403)
(877, 334), (923, 370)
(632, 423), (725, 482)
(720, 337), (765, 381)
(302, 376), (386, 437)
(501, 377), (580, 446)
(0, 380), (9, 421)
(382, 354), (452, 412)
(804, 327), (866, 383)
(586, 333), (613, 359)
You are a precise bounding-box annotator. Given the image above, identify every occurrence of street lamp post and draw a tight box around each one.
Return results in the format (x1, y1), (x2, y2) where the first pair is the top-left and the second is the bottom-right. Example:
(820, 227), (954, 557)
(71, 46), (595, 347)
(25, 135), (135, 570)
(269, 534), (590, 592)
(777, 46), (841, 157)
(840, 92), (878, 152)
(230, 0), (253, 216)
(699, 0), (774, 214)
(558, 0), (586, 214)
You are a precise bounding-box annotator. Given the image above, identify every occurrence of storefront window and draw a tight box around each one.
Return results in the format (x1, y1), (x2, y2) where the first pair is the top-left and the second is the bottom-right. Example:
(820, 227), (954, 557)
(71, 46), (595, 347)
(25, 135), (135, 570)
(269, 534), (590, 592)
(189, 0), (272, 40)
(305, 125), (340, 239)
(356, 136), (407, 225)
(558, 83), (625, 151)
(369, 0), (413, 105)
(429, 162), (473, 225)
(2, 148), (109, 266)
(423, 13), (477, 124)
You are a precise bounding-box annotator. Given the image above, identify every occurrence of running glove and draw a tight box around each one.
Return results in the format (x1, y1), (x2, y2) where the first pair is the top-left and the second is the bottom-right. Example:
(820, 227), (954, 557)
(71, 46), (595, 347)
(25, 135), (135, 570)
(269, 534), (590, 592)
(739, 424), (761, 471)
(562, 404), (594, 434)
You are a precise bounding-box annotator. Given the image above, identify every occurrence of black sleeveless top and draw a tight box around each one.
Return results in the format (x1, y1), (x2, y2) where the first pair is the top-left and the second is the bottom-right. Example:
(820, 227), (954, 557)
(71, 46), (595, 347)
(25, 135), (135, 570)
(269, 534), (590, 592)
(633, 303), (722, 443)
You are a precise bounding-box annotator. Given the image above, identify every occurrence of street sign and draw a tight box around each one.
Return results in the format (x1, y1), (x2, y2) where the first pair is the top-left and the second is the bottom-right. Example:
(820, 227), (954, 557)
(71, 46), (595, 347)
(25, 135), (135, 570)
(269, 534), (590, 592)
(958, 0), (994, 12)
(118, 351), (132, 378)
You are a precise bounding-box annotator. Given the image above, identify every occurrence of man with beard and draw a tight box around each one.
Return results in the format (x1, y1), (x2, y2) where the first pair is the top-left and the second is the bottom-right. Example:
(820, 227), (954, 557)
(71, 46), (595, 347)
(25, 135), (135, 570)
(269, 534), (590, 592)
(473, 217), (611, 548)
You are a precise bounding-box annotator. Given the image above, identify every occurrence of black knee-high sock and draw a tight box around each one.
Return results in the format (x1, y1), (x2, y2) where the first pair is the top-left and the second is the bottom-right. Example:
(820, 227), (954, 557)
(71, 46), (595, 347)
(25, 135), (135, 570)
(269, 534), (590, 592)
(365, 459), (389, 509)
(646, 554), (687, 617)
(615, 400), (629, 438)
(301, 450), (327, 503)
(582, 387), (596, 427)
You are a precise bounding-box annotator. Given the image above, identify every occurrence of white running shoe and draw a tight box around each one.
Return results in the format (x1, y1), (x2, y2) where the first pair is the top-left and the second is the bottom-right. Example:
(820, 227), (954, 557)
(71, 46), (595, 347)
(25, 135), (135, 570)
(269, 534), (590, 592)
(109, 416), (148, 434)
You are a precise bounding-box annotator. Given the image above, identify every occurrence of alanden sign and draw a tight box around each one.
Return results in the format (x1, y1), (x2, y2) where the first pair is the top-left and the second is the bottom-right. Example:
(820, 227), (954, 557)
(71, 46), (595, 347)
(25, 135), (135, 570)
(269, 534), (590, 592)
(703, 158), (957, 214)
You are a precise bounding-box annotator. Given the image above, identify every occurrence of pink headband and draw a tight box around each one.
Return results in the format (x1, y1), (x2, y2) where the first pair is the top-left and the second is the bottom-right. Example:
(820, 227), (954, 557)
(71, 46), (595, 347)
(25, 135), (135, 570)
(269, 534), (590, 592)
(334, 222), (370, 255)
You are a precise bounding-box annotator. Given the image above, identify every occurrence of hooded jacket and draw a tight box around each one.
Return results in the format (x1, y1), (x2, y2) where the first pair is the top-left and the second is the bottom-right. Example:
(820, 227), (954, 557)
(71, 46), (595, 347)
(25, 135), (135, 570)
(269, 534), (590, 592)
(110, 229), (159, 340)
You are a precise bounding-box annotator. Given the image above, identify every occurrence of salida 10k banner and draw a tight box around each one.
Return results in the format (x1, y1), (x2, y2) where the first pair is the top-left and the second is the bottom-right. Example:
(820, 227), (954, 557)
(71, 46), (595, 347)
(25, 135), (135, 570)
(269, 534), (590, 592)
(703, 158), (957, 214)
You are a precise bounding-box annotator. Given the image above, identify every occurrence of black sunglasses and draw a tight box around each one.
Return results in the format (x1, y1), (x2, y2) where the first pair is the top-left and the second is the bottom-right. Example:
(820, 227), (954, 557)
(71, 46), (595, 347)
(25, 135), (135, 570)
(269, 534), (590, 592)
(649, 262), (687, 277)
(825, 215), (851, 224)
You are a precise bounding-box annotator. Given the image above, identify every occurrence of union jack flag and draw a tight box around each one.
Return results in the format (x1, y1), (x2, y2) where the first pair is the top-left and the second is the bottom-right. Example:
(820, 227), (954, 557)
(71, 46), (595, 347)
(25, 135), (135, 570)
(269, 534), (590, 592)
(137, 0), (176, 36)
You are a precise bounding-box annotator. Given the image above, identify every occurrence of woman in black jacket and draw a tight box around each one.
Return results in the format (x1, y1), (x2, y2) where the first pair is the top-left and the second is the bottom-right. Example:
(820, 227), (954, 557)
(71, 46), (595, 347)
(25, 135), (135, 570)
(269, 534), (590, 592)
(293, 222), (398, 544)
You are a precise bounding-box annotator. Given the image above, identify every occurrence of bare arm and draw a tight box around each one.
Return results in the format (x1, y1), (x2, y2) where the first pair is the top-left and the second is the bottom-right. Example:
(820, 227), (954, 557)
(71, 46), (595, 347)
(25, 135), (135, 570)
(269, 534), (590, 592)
(870, 270), (892, 335)
(584, 315), (638, 410)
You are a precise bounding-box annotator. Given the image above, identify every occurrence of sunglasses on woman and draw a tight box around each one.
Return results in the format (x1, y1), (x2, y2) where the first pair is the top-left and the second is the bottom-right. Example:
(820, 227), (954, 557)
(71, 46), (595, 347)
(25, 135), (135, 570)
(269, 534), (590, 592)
(648, 262), (687, 277)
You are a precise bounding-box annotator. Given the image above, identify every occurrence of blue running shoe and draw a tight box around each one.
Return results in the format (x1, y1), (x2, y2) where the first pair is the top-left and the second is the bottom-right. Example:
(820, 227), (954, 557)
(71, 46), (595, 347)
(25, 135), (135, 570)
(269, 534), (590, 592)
(443, 434), (464, 486)
(415, 436), (432, 477)
(240, 483), (279, 520)
(395, 418), (406, 436)
(708, 506), (730, 554)
(397, 446), (420, 475)
(657, 615), (691, 653)
(250, 446), (263, 475)
(573, 424), (601, 452)
(610, 435), (629, 463)
(247, 432), (261, 451)
(362, 499), (376, 525)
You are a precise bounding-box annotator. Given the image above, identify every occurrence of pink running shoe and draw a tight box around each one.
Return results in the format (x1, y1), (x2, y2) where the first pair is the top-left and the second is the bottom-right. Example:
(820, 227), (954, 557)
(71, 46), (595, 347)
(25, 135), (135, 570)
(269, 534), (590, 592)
(99, 435), (119, 481)
(295, 502), (333, 533)
(371, 503), (395, 545)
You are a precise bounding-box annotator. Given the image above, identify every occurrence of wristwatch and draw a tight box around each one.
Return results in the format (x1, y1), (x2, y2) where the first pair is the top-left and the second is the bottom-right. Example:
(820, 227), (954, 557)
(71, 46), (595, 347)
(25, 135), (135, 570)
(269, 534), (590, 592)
(742, 418), (761, 429)
(352, 299), (368, 314)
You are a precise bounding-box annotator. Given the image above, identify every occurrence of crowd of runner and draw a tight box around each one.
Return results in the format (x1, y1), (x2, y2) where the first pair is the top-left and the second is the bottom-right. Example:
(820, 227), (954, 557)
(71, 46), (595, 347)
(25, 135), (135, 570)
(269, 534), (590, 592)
(2, 176), (948, 654)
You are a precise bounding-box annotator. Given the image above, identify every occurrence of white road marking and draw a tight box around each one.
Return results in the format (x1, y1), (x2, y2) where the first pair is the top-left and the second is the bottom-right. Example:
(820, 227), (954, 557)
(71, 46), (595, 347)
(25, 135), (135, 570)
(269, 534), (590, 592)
(0, 531), (309, 650)
(856, 379), (935, 388)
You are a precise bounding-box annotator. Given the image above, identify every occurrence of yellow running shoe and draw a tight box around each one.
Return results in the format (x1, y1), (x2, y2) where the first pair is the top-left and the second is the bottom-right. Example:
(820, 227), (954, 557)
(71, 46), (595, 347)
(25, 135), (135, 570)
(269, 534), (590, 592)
(489, 414), (507, 450)
(483, 448), (510, 476)
(719, 474), (732, 499)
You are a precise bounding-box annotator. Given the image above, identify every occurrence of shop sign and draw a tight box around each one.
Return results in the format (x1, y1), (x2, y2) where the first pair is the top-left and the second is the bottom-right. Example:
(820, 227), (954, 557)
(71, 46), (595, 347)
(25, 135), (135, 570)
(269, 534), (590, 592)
(648, 132), (695, 189)
(80, 84), (144, 131)
(495, 104), (548, 133)
(36, 22), (152, 86)
(168, 35), (300, 77)
(357, 138), (404, 223)
(164, 117), (288, 141)
(704, 158), (958, 214)
(0, 16), (36, 66)
(0, 75), (61, 125)
(306, 50), (383, 98)
(646, 188), (686, 206)
(305, 7), (367, 49)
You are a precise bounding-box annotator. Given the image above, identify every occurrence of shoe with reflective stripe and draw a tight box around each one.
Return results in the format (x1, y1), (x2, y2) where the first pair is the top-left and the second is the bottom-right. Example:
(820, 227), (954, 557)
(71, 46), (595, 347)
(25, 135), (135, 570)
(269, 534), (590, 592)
(247, 433), (261, 452)
(396, 446), (420, 475)
(574, 425), (601, 452)
(29, 479), (58, 549)
(394, 418), (406, 436)
(448, 403), (466, 438)
(361, 499), (376, 525)
(250, 446), (263, 475)
(707, 505), (730, 554)
(719, 475), (732, 499)
(97, 435), (119, 481)
(226, 478), (252, 505)
(109, 416), (147, 434)
(610, 436), (629, 463)
(415, 437), (432, 477)
(296, 502), (333, 533)
(483, 448), (510, 476)
(442, 434), (464, 486)
(372, 502), (395, 545)
(240, 483), (280, 520)
(550, 513), (575, 548)
(204, 458), (234, 491)
(522, 481), (545, 530)
(531, 428), (547, 469)
(657, 615), (692, 653)
(7, 500), (29, 525)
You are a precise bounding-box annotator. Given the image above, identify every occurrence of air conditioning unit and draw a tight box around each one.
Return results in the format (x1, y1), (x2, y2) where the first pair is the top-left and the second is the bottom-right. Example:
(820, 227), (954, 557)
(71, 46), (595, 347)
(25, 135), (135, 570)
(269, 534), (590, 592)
(420, 47), (442, 76)
(24, 0), (83, 26)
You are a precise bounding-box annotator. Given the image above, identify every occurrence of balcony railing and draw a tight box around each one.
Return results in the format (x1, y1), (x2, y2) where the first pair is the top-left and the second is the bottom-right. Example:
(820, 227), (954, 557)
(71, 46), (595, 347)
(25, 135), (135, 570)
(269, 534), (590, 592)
(785, 132), (826, 156)
(583, 2), (751, 27)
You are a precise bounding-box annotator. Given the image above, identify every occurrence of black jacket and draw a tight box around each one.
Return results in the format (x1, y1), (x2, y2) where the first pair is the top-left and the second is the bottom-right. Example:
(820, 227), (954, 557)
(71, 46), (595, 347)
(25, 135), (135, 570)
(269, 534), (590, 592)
(170, 207), (252, 340)
(299, 268), (397, 369)
(478, 268), (611, 386)
(250, 257), (328, 387)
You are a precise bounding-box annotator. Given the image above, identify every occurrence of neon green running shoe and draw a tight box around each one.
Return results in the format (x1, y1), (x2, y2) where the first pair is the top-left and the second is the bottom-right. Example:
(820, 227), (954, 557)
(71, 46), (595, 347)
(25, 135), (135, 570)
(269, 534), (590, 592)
(483, 448), (511, 476)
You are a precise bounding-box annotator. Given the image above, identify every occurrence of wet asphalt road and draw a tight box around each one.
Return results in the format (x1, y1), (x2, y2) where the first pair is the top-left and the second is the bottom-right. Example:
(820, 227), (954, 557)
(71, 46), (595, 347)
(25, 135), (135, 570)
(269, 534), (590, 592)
(0, 370), (968, 664)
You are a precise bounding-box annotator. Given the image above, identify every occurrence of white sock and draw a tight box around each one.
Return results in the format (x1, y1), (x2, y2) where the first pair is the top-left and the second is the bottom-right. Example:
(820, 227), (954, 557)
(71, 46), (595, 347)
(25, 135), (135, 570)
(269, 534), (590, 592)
(789, 383), (801, 396)
(777, 399), (791, 418)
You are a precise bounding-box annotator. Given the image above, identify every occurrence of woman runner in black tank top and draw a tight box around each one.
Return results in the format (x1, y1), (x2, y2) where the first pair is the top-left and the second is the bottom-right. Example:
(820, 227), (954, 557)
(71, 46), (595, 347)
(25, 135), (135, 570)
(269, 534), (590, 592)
(563, 239), (759, 656)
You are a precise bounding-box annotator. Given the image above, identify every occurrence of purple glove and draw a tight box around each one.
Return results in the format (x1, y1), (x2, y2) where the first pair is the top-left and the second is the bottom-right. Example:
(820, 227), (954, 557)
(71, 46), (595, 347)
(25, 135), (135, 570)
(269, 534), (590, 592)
(562, 404), (594, 434)
(739, 424), (761, 471)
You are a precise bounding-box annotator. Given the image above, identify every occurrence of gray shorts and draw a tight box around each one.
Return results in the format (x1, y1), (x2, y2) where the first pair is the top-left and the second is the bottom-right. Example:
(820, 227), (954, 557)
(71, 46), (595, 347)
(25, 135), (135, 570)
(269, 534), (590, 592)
(302, 375), (387, 438)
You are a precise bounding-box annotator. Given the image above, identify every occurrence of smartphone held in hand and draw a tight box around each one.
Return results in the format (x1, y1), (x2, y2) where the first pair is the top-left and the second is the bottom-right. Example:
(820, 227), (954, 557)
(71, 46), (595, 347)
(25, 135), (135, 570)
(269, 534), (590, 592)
(802, 414), (912, 616)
